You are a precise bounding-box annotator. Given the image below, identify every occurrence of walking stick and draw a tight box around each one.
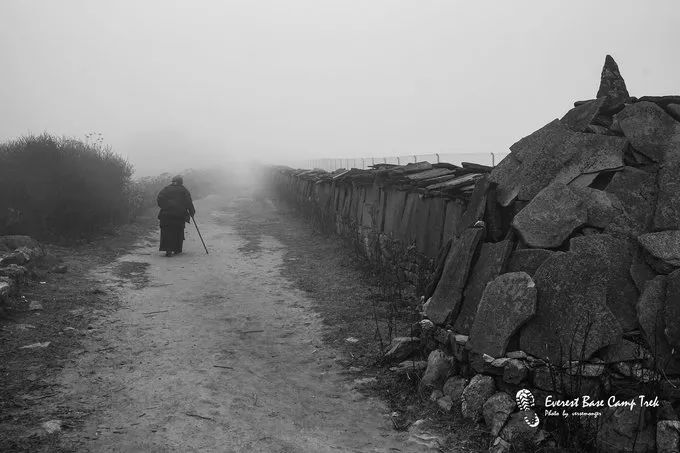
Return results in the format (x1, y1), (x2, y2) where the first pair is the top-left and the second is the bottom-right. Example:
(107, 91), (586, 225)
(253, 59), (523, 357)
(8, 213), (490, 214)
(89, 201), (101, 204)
(191, 215), (209, 254)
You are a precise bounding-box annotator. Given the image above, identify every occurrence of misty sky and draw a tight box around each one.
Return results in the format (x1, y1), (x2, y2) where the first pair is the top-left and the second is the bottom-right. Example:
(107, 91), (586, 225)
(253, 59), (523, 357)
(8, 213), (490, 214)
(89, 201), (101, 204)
(1, 1), (679, 176)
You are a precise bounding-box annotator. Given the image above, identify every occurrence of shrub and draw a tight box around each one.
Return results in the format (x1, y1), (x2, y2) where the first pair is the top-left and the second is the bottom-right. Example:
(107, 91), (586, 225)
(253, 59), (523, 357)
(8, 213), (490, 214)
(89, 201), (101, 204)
(0, 133), (133, 239)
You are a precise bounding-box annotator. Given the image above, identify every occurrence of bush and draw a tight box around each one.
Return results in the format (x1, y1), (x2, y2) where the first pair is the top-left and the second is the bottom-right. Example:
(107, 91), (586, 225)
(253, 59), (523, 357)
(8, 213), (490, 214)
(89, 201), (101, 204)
(0, 133), (134, 238)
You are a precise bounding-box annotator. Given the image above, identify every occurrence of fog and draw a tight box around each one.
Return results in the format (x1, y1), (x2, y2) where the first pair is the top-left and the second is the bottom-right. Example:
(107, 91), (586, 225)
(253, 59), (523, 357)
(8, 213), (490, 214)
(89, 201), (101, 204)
(1, 1), (678, 176)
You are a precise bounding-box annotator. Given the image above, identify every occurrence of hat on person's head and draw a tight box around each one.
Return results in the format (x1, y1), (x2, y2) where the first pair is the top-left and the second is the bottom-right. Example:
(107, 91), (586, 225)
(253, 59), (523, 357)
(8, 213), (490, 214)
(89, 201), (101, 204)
(171, 175), (183, 184)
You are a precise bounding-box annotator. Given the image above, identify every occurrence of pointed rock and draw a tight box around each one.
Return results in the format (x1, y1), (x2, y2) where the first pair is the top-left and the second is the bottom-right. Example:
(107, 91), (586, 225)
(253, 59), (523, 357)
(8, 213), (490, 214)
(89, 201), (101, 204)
(597, 55), (630, 110)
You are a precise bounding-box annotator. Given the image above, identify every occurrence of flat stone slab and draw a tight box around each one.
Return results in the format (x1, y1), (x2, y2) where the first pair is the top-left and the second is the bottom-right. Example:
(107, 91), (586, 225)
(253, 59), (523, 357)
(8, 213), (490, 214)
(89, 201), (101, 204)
(616, 101), (680, 162)
(425, 228), (484, 325)
(467, 272), (537, 358)
(519, 251), (623, 363)
(604, 166), (657, 238)
(506, 249), (557, 277)
(561, 98), (606, 132)
(454, 240), (514, 334)
(569, 234), (638, 331)
(512, 183), (587, 248)
(638, 230), (680, 267)
(490, 120), (626, 206)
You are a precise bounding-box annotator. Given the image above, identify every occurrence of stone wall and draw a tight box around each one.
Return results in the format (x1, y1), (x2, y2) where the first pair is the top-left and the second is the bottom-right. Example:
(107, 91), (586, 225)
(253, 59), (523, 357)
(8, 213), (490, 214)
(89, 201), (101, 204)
(268, 55), (680, 452)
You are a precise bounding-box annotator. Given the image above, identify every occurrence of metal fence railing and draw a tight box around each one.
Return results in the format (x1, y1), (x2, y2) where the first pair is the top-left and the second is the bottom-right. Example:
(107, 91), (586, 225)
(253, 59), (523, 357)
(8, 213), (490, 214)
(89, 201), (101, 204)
(299, 152), (509, 172)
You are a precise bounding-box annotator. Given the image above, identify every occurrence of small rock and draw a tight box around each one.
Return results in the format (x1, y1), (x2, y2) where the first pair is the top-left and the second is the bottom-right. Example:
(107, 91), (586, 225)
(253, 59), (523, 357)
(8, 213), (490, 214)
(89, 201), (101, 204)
(419, 350), (455, 390)
(353, 377), (377, 387)
(41, 419), (62, 434)
(506, 350), (528, 360)
(50, 264), (67, 274)
(384, 337), (420, 362)
(461, 374), (496, 422)
(639, 230), (680, 268)
(20, 342), (50, 349)
(443, 376), (468, 404)
(345, 337), (359, 344)
(437, 396), (453, 412)
(483, 392), (517, 436)
(499, 412), (540, 451)
(503, 359), (529, 385)
(659, 401), (679, 421)
(28, 301), (43, 311)
(429, 389), (444, 401)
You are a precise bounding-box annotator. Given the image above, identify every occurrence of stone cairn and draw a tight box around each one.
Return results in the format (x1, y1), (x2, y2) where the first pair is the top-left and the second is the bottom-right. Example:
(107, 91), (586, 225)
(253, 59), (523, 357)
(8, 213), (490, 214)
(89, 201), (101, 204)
(270, 56), (680, 452)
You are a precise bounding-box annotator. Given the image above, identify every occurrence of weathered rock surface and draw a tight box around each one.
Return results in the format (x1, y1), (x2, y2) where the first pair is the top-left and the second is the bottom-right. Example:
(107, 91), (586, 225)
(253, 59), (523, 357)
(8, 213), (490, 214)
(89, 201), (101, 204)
(638, 231), (680, 268)
(490, 120), (626, 207)
(502, 358), (528, 385)
(0, 235), (40, 252)
(419, 350), (454, 390)
(665, 270), (680, 351)
(461, 374), (496, 422)
(520, 252), (623, 363)
(599, 339), (650, 363)
(505, 248), (556, 277)
(442, 376), (468, 405)
(425, 228), (483, 325)
(657, 420), (680, 453)
(596, 406), (656, 453)
(453, 240), (513, 334)
(616, 101), (680, 163)
(597, 55), (631, 110)
(483, 392), (516, 436)
(456, 176), (489, 232)
(384, 337), (420, 362)
(0, 276), (15, 298)
(667, 103), (680, 121)
(499, 412), (541, 452)
(512, 182), (587, 248)
(468, 272), (537, 358)
(636, 276), (680, 374)
(569, 235), (638, 330)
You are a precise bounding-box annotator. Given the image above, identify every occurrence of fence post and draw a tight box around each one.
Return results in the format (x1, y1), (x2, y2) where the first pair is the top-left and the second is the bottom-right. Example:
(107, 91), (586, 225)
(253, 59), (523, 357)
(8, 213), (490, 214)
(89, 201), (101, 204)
(397, 156), (400, 165)
(413, 155), (417, 163)
(491, 152), (495, 167)
(435, 153), (440, 163)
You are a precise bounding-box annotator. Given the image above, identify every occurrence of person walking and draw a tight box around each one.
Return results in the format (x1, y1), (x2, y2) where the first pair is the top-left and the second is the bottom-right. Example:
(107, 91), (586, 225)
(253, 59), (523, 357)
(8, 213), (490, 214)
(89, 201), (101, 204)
(156, 175), (196, 257)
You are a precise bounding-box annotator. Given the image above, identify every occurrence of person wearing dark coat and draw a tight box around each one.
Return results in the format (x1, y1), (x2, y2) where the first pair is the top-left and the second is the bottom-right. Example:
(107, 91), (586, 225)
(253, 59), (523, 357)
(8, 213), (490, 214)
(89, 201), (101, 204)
(156, 175), (196, 257)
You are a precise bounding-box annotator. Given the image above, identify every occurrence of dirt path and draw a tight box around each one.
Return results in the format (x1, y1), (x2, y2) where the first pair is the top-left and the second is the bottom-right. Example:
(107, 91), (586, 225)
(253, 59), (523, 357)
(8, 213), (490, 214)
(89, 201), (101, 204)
(55, 194), (435, 452)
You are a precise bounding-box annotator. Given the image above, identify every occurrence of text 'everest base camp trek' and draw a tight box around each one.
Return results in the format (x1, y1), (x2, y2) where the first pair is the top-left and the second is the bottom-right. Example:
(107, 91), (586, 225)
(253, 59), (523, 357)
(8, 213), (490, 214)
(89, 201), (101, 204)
(269, 55), (680, 452)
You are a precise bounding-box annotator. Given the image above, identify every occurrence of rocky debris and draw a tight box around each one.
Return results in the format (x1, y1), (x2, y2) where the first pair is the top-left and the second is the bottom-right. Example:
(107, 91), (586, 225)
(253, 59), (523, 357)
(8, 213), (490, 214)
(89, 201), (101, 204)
(482, 392), (516, 436)
(0, 235), (40, 252)
(467, 272), (536, 358)
(419, 350), (455, 390)
(597, 55), (631, 111)
(604, 166), (657, 238)
(520, 252), (623, 363)
(0, 276), (15, 298)
(41, 419), (62, 434)
(511, 182), (587, 248)
(436, 395), (453, 412)
(384, 337), (420, 362)
(453, 240), (513, 334)
(658, 420), (680, 453)
(569, 234), (638, 330)
(638, 231), (680, 268)
(0, 249), (30, 266)
(425, 228), (483, 324)
(505, 248), (556, 277)
(461, 374), (496, 422)
(490, 119), (626, 207)
(655, 153), (680, 231)
(616, 101), (680, 163)
(0, 264), (29, 283)
(596, 406), (656, 453)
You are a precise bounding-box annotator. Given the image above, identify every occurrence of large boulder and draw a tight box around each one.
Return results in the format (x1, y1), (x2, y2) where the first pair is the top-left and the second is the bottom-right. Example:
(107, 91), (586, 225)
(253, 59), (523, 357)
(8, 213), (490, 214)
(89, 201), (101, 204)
(453, 240), (514, 334)
(424, 228), (483, 325)
(569, 235), (639, 331)
(561, 97), (607, 132)
(519, 252), (623, 363)
(512, 182), (586, 248)
(467, 272), (537, 358)
(604, 167), (657, 238)
(419, 350), (455, 390)
(638, 231), (680, 268)
(490, 119), (626, 207)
